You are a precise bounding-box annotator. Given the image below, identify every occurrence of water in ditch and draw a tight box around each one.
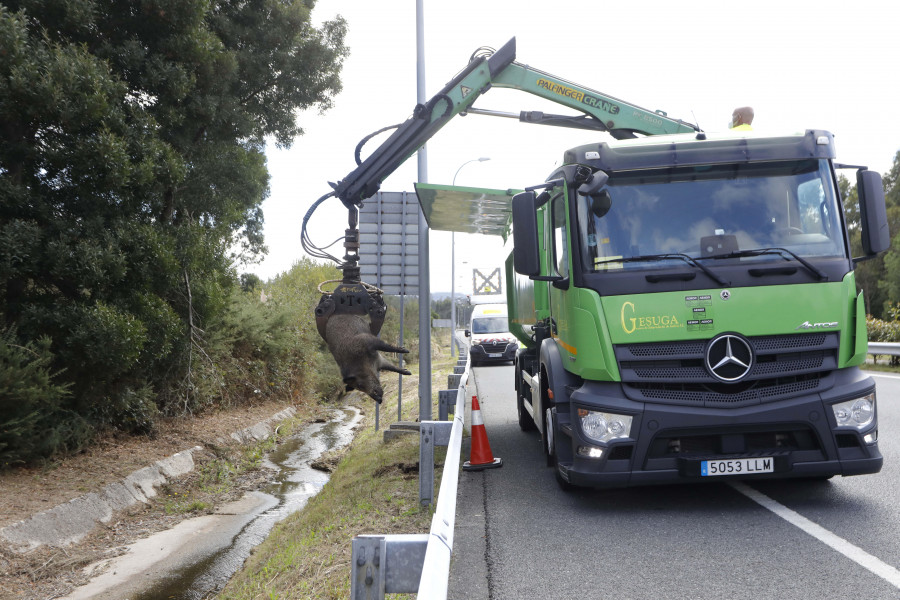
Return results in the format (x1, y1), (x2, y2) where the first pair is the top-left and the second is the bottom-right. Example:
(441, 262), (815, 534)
(131, 405), (363, 600)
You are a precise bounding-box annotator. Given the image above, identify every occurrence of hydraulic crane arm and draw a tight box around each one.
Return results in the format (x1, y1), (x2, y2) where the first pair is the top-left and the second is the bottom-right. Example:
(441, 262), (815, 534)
(487, 60), (697, 137)
(329, 37), (697, 210)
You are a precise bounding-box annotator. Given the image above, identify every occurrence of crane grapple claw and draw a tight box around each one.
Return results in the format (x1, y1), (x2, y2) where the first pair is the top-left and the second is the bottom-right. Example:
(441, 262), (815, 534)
(314, 281), (387, 342)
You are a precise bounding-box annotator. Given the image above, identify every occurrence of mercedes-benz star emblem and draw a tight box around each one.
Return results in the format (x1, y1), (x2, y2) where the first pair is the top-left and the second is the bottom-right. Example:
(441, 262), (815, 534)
(706, 334), (753, 382)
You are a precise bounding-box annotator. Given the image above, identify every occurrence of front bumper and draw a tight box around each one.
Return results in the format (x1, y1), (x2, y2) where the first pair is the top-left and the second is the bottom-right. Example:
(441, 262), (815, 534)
(557, 369), (882, 488)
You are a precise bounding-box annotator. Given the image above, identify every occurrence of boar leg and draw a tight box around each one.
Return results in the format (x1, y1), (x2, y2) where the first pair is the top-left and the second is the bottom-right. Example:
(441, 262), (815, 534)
(379, 361), (412, 375)
(370, 338), (409, 355)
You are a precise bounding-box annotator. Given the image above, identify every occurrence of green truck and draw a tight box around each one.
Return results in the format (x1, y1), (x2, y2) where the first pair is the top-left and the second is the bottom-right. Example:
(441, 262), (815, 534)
(508, 129), (889, 488)
(312, 38), (889, 489)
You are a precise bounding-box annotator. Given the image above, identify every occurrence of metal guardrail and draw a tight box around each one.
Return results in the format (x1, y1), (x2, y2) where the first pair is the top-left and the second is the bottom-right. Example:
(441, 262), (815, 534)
(351, 348), (470, 599)
(867, 342), (900, 356)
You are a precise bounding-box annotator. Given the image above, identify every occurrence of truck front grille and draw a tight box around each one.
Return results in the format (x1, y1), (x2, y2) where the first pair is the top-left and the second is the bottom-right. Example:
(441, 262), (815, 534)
(615, 333), (837, 407)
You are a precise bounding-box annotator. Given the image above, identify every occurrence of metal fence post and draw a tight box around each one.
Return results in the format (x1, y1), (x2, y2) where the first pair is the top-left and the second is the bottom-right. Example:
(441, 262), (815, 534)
(351, 536), (385, 599)
(448, 373), (462, 389)
(351, 534), (430, 597)
(419, 420), (453, 506)
(438, 390), (455, 421)
(419, 422), (435, 506)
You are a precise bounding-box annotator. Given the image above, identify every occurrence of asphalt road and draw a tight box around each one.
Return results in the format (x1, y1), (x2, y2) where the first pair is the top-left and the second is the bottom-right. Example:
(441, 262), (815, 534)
(448, 365), (900, 600)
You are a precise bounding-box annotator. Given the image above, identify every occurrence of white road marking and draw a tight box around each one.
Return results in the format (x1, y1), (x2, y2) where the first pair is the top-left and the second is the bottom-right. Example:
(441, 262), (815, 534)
(868, 372), (900, 381)
(730, 482), (900, 589)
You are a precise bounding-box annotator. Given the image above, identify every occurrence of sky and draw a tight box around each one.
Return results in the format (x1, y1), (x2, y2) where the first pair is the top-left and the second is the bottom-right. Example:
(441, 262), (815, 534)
(253, 0), (900, 296)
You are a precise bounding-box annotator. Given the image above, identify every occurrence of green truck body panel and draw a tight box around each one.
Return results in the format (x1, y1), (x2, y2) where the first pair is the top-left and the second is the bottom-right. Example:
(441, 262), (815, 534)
(850, 289), (868, 367)
(601, 279), (853, 344)
(513, 273), (869, 383)
(505, 251), (549, 347)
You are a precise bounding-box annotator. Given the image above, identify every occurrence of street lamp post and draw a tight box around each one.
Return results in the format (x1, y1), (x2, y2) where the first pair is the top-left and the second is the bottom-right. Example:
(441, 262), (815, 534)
(450, 157), (490, 357)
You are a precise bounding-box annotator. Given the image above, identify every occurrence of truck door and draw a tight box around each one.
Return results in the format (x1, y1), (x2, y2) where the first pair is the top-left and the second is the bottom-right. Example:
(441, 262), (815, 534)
(548, 187), (573, 362)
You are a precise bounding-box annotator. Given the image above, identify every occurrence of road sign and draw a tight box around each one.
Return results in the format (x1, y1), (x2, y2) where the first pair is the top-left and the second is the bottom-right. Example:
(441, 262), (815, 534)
(473, 267), (502, 295)
(358, 191), (420, 295)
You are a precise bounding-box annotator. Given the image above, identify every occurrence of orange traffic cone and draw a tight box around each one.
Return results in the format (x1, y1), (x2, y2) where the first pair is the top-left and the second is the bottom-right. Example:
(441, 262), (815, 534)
(463, 395), (503, 471)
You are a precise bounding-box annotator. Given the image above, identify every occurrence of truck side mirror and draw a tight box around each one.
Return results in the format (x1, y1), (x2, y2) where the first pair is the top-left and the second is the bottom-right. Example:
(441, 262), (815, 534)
(858, 170), (890, 256)
(512, 191), (541, 277)
(577, 171), (609, 200)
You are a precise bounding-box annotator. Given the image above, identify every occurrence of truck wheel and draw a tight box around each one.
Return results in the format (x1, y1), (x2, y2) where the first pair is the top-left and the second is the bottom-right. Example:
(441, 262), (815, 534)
(543, 407), (556, 467)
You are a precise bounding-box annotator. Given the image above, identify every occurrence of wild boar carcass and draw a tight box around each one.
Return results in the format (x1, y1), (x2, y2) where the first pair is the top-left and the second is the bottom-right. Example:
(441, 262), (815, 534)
(324, 313), (411, 403)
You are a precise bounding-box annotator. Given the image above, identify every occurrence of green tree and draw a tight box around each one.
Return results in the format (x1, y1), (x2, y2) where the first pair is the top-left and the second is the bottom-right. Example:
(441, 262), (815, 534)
(431, 297), (452, 319)
(876, 152), (900, 311)
(0, 328), (83, 466)
(0, 1), (347, 461)
(842, 151), (900, 318)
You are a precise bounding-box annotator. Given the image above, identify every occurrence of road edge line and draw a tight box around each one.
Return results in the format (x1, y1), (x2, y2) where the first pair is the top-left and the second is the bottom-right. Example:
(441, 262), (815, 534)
(730, 481), (900, 589)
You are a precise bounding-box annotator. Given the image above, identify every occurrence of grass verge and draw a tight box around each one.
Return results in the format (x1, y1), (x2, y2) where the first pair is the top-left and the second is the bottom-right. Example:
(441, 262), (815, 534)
(862, 358), (900, 374)
(218, 337), (457, 599)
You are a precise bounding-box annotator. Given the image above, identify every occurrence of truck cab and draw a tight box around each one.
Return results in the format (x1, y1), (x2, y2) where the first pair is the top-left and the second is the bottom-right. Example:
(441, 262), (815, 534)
(510, 128), (889, 488)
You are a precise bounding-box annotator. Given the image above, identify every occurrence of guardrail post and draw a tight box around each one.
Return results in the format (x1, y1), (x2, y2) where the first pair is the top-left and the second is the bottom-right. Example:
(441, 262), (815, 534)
(419, 422), (435, 507)
(438, 390), (456, 421)
(351, 534), (430, 597)
(448, 373), (462, 389)
(351, 535), (385, 599)
(420, 421), (453, 506)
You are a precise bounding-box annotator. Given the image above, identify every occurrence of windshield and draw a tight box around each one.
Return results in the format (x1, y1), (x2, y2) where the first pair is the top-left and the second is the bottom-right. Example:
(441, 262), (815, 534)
(472, 317), (509, 335)
(578, 159), (847, 272)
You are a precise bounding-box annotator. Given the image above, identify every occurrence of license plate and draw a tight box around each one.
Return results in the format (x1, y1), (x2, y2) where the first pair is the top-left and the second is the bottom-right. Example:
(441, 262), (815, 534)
(701, 457), (774, 476)
(487, 353), (502, 358)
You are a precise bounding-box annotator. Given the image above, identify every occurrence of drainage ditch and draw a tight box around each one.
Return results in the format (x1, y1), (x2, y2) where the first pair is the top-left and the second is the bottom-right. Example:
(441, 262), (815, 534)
(128, 405), (363, 600)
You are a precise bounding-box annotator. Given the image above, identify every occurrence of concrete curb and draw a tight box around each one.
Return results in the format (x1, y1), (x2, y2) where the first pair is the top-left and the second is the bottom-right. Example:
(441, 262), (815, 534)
(230, 407), (297, 444)
(0, 406), (297, 554)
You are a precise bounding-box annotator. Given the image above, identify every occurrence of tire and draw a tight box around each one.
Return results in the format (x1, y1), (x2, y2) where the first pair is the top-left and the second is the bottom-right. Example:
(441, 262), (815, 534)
(543, 406), (556, 467)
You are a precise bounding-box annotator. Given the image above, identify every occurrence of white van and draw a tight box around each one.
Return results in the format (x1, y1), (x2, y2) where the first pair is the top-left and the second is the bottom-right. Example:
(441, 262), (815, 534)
(465, 303), (518, 366)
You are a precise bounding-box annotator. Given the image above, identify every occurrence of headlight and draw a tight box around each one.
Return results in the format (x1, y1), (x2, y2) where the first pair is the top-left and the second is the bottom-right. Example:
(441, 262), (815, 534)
(831, 393), (875, 429)
(578, 408), (632, 444)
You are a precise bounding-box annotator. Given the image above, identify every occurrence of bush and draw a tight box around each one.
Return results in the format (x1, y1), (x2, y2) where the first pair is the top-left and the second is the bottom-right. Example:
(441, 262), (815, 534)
(0, 256), (422, 465)
(0, 328), (91, 466)
(265, 259), (346, 402)
(866, 303), (900, 365)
